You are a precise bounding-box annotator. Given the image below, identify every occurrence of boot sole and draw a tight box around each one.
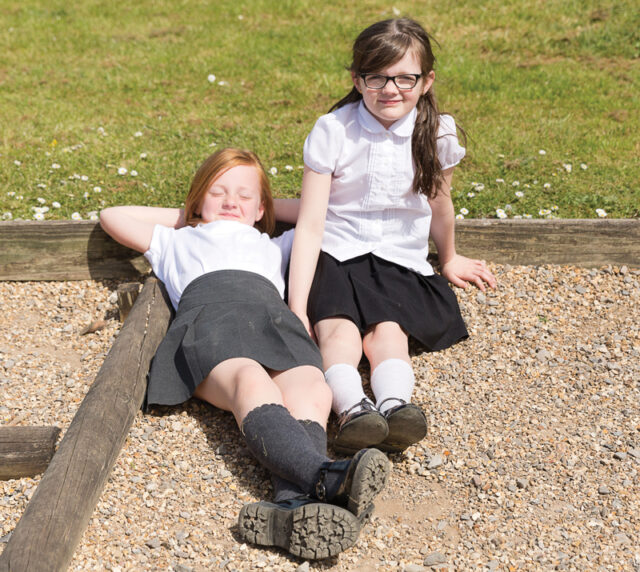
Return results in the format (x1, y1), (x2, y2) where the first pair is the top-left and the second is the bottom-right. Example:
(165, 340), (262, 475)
(333, 412), (389, 455)
(238, 501), (360, 560)
(378, 405), (428, 453)
(347, 449), (391, 517)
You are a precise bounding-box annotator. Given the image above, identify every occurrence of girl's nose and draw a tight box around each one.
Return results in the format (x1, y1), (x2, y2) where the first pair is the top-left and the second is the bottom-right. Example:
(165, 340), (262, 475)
(223, 194), (238, 208)
(381, 80), (400, 95)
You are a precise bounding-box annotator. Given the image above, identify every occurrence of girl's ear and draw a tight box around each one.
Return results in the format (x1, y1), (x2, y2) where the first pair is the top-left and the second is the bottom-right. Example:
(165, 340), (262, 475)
(351, 70), (362, 93)
(421, 70), (436, 95)
(256, 202), (265, 222)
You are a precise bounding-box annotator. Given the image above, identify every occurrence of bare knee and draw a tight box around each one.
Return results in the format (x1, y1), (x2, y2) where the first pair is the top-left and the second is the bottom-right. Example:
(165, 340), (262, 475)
(315, 318), (363, 367)
(363, 322), (409, 366)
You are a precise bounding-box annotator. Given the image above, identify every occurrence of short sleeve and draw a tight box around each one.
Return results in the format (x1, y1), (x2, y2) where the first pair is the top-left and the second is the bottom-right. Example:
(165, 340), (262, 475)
(144, 224), (172, 282)
(303, 113), (344, 174)
(271, 228), (295, 262)
(437, 114), (466, 170)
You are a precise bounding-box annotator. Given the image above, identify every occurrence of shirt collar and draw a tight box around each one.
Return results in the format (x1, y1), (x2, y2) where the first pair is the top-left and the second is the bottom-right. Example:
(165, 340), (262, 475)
(357, 100), (416, 138)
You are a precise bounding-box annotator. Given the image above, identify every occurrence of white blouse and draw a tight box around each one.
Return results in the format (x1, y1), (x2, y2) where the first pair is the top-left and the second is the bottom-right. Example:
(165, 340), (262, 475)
(303, 101), (465, 276)
(145, 220), (294, 309)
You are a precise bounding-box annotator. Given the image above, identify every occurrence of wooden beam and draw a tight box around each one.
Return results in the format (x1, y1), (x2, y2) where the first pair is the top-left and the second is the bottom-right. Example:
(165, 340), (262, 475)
(0, 427), (61, 480)
(0, 219), (638, 281)
(0, 220), (149, 281)
(0, 276), (173, 572)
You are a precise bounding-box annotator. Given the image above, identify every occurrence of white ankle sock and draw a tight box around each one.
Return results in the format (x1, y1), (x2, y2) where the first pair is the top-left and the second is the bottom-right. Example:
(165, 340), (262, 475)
(371, 359), (416, 414)
(324, 363), (368, 415)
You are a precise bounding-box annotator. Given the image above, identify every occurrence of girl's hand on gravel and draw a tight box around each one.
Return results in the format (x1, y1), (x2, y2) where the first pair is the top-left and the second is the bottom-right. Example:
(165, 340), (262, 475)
(441, 254), (497, 291)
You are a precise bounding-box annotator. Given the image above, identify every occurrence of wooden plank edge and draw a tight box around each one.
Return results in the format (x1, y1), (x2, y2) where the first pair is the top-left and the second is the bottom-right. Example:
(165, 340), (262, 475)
(0, 427), (61, 481)
(0, 276), (173, 572)
(1, 219), (638, 281)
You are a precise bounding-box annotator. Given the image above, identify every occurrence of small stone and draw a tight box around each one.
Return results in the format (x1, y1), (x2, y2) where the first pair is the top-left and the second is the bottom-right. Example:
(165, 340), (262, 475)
(296, 562), (310, 572)
(404, 565), (427, 572)
(423, 551), (447, 566)
(487, 561), (499, 571)
(145, 537), (161, 549)
(627, 448), (640, 459)
(613, 452), (627, 461)
(428, 454), (444, 469)
(516, 478), (529, 489)
(476, 292), (486, 304)
(471, 476), (484, 488)
(598, 485), (610, 495)
(614, 532), (631, 544)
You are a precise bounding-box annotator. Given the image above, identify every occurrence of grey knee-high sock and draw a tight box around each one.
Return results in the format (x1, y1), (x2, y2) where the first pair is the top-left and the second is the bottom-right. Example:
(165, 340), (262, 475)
(271, 419), (328, 502)
(242, 404), (330, 497)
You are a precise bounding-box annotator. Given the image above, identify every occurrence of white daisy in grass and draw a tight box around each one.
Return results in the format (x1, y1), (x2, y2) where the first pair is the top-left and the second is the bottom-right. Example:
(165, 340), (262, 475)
(269, 167), (278, 176)
(88, 211), (99, 221)
(467, 192), (475, 198)
(543, 183), (551, 189)
(459, 207), (469, 215)
(551, 205), (559, 211)
(14, 160), (22, 166)
(37, 197), (46, 204)
(140, 152), (148, 159)
(523, 213), (532, 219)
(130, 170), (138, 177)
(496, 208), (507, 219)
(7, 191), (15, 197)
(495, 178), (504, 184)
(473, 183), (485, 191)
(596, 208), (607, 218)
(37, 183), (47, 189)
(562, 163), (572, 173)
(52, 201), (61, 208)
(512, 180), (520, 187)
(207, 74), (216, 83)
(539, 208), (551, 216)
(84, 192), (90, 199)
(580, 163), (588, 170)
(117, 167), (128, 175)
(513, 215), (523, 219)
(134, 131), (143, 137)
(93, 186), (102, 193)
(515, 191), (524, 198)
(52, 163), (61, 169)
(33, 212), (45, 220)
(2, 212), (12, 220)
(71, 212), (82, 220)
(455, 214), (465, 220)
(285, 165), (294, 171)
(81, 175), (89, 181)
(539, 149), (546, 155)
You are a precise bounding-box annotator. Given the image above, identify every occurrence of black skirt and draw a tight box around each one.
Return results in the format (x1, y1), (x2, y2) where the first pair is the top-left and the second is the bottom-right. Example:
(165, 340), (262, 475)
(307, 251), (468, 353)
(146, 270), (323, 408)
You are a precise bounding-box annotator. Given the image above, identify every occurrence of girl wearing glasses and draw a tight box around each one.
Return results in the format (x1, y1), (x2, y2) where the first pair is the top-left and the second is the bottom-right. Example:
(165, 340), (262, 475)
(289, 18), (496, 455)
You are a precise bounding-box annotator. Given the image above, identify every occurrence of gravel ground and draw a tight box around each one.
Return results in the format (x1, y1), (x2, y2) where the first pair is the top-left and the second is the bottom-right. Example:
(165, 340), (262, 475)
(1, 263), (639, 571)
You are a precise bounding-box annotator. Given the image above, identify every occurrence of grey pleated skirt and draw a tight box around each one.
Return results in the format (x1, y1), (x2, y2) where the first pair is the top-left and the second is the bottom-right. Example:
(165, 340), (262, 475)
(146, 270), (323, 408)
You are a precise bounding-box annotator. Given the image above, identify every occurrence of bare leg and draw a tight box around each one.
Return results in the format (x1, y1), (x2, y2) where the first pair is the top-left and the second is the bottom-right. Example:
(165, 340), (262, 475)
(362, 321), (410, 370)
(270, 365), (331, 427)
(193, 357), (283, 426)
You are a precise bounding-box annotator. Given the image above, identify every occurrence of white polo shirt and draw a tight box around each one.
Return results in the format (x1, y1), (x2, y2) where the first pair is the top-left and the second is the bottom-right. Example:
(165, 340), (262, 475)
(145, 220), (294, 309)
(303, 100), (465, 276)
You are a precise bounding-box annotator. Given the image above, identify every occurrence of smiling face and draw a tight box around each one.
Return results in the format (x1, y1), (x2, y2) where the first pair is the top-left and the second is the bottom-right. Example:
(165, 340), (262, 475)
(198, 164), (264, 227)
(352, 49), (434, 130)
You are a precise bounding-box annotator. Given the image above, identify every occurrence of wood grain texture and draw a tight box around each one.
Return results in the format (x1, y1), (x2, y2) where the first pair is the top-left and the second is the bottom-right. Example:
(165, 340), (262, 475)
(0, 277), (173, 572)
(0, 426), (61, 480)
(1, 219), (638, 282)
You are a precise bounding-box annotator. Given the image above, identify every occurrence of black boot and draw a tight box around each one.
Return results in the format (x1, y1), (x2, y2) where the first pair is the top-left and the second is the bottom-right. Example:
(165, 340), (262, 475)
(238, 497), (362, 559)
(314, 448), (391, 517)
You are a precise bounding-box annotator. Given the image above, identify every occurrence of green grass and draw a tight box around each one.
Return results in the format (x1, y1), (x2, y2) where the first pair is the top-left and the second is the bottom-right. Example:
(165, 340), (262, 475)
(1, 0), (638, 222)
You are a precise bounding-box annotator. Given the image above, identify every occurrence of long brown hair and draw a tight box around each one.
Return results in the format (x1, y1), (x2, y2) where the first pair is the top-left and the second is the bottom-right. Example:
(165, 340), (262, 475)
(331, 18), (463, 198)
(184, 148), (275, 235)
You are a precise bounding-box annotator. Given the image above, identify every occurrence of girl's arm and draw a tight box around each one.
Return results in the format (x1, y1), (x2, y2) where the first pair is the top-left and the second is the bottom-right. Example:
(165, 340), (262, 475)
(273, 198), (300, 224)
(429, 168), (497, 291)
(99, 206), (185, 253)
(288, 168), (332, 336)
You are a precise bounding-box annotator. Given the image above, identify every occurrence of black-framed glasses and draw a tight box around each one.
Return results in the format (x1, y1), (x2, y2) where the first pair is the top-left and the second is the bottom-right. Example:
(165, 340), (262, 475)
(359, 73), (422, 90)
